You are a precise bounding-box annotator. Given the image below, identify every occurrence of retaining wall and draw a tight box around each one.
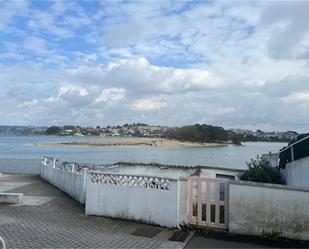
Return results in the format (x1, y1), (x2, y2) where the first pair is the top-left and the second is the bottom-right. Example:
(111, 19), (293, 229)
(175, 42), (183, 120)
(229, 181), (309, 240)
(40, 164), (87, 204)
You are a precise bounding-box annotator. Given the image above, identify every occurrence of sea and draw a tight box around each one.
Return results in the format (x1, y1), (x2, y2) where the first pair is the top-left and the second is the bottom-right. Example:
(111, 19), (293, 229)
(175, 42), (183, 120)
(0, 135), (287, 170)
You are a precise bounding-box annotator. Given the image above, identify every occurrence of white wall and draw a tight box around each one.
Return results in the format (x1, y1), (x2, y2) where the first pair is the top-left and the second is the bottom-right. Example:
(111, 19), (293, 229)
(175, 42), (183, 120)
(284, 156), (309, 188)
(0, 158), (41, 174)
(199, 168), (240, 180)
(100, 164), (196, 179)
(85, 172), (187, 228)
(40, 164), (87, 204)
(229, 181), (309, 240)
(177, 177), (188, 226)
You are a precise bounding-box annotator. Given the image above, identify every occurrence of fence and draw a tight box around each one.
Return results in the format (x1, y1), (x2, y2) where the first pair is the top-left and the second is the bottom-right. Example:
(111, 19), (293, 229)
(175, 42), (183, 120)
(40, 157), (87, 204)
(0, 158), (41, 174)
(86, 171), (188, 228)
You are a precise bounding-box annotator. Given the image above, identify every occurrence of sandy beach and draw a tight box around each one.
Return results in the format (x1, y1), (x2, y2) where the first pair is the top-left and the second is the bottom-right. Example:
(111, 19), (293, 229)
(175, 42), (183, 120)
(40, 137), (228, 148)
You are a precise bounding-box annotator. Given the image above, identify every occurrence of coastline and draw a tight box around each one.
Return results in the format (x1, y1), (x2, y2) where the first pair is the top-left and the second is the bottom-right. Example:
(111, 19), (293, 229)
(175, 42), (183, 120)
(39, 137), (229, 148)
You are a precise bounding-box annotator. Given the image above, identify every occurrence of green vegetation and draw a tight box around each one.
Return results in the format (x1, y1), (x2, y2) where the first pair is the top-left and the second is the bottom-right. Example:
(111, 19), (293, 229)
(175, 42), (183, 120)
(164, 124), (229, 143)
(46, 126), (62, 135)
(231, 134), (242, 145)
(240, 157), (285, 184)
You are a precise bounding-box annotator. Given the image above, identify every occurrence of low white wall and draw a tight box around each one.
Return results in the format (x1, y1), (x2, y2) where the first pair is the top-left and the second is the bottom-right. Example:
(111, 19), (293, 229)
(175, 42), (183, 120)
(86, 172), (186, 228)
(0, 158), (41, 174)
(40, 164), (86, 204)
(0, 193), (23, 204)
(229, 181), (309, 240)
(284, 156), (309, 188)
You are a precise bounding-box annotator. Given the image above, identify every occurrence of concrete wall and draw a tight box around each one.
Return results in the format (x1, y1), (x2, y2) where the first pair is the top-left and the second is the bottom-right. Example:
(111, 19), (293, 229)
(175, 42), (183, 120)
(85, 173), (187, 228)
(199, 168), (240, 180)
(40, 164), (87, 204)
(0, 193), (23, 204)
(177, 177), (188, 226)
(229, 181), (309, 240)
(284, 156), (309, 188)
(100, 164), (196, 179)
(0, 158), (41, 174)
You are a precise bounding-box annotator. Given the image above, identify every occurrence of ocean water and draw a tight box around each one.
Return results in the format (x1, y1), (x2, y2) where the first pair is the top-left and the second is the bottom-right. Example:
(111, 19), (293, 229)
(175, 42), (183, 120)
(0, 135), (286, 169)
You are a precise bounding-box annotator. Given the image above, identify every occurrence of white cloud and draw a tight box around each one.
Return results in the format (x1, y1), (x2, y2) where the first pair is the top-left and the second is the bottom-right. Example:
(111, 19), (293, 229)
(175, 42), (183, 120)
(282, 92), (309, 103)
(130, 98), (167, 111)
(59, 85), (89, 97)
(1, 1), (309, 131)
(68, 57), (223, 93)
(95, 88), (126, 103)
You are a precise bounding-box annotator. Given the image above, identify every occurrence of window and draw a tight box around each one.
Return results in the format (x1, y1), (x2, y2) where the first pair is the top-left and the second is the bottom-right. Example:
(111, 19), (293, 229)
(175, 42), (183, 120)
(216, 174), (235, 180)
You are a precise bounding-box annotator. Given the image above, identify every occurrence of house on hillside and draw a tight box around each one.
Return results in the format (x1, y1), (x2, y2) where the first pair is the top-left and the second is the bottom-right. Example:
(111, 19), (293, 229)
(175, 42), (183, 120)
(279, 135), (309, 188)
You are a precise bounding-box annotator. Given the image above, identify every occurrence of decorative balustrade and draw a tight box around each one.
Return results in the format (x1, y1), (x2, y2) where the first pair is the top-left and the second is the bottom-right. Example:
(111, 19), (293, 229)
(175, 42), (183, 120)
(89, 172), (171, 191)
(42, 157), (172, 191)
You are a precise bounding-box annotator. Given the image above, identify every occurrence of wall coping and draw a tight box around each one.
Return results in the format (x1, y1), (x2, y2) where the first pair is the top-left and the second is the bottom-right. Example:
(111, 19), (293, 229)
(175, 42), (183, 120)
(230, 180), (309, 193)
(87, 170), (178, 181)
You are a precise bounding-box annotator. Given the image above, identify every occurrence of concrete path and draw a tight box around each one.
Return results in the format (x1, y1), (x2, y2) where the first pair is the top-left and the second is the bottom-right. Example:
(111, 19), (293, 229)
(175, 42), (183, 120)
(0, 174), (186, 249)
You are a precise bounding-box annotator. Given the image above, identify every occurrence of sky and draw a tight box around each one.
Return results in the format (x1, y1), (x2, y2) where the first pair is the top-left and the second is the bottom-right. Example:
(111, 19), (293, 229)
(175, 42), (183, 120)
(1, 0), (309, 132)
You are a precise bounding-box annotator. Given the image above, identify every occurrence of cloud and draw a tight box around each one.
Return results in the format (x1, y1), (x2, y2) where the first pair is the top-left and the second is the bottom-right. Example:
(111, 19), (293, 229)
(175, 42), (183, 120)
(0, 0), (29, 31)
(95, 88), (126, 103)
(1, 1), (309, 132)
(130, 98), (167, 111)
(282, 92), (309, 104)
(68, 57), (223, 93)
(260, 1), (309, 61)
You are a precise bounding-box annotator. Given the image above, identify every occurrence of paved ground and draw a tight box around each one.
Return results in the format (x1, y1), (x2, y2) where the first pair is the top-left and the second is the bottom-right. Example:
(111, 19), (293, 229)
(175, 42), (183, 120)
(1, 174), (308, 249)
(185, 231), (309, 249)
(0, 174), (185, 249)
(186, 234), (268, 248)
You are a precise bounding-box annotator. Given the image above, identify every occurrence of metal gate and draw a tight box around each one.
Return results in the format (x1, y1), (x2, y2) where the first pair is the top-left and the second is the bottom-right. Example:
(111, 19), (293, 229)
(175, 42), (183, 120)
(187, 177), (229, 229)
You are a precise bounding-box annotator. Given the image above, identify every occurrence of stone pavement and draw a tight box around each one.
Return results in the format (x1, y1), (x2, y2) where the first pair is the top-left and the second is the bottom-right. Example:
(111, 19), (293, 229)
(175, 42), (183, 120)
(0, 174), (186, 249)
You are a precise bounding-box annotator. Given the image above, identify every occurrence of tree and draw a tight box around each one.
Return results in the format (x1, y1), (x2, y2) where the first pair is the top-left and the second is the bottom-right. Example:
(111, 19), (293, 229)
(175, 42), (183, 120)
(164, 123), (229, 143)
(232, 134), (242, 145)
(240, 157), (285, 184)
(46, 126), (62, 135)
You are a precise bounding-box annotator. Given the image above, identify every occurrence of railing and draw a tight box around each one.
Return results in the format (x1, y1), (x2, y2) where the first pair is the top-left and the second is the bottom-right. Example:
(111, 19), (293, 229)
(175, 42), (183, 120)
(88, 171), (171, 191)
(42, 156), (120, 174)
(42, 156), (89, 174)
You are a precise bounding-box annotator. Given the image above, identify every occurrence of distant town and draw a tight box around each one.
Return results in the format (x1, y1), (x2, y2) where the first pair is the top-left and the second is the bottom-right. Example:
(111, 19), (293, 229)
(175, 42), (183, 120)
(0, 123), (300, 143)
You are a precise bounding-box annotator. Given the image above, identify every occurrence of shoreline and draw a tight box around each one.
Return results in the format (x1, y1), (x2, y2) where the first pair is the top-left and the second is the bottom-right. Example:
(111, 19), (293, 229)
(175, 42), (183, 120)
(39, 138), (229, 148)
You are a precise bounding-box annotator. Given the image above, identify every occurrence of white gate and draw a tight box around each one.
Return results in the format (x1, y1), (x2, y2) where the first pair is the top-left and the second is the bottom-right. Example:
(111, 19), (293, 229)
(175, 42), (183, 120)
(187, 177), (229, 229)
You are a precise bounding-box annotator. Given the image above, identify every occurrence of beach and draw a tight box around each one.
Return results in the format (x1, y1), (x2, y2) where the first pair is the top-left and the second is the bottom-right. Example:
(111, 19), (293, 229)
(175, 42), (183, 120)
(39, 137), (228, 148)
